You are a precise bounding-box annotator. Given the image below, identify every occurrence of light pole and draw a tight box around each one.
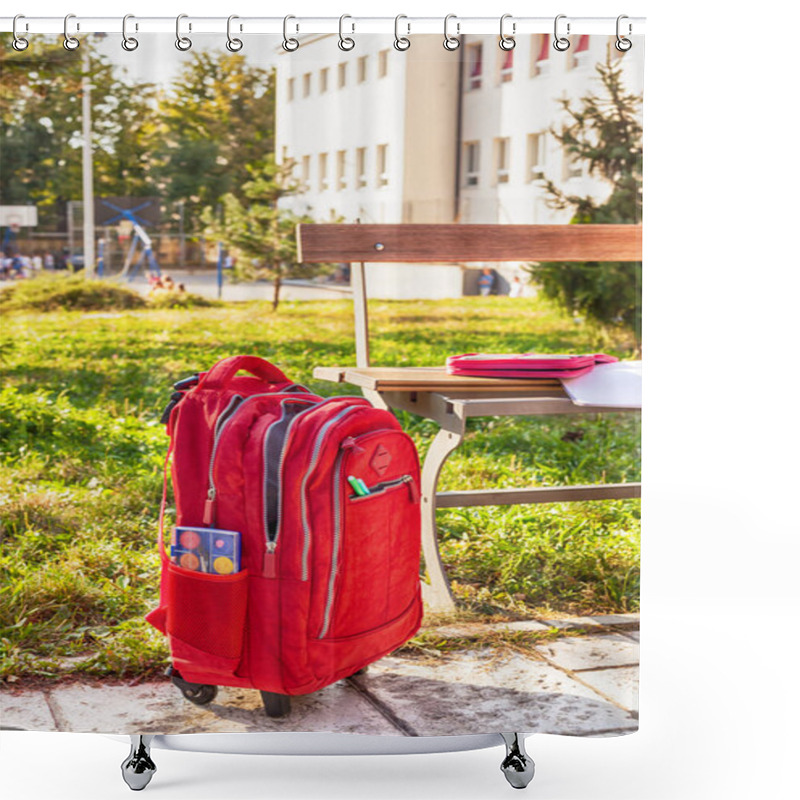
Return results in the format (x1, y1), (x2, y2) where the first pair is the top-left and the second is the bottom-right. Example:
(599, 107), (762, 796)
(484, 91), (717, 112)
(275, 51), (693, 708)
(81, 39), (98, 278)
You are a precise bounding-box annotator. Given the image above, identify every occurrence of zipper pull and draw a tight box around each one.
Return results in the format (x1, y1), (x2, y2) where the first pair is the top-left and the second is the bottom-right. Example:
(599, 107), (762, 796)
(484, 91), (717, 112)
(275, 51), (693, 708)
(404, 475), (420, 504)
(341, 436), (359, 450)
(203, 489), (216, 526)
(262, 541), (277, 578)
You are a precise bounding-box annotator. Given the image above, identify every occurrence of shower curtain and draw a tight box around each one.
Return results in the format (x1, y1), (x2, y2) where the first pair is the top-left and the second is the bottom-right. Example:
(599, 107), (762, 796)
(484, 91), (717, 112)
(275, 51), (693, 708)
(0, 20), (643, 740)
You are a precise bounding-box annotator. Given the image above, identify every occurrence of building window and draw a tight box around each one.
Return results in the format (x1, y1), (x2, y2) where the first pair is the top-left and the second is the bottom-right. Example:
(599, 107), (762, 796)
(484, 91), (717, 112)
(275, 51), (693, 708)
(356, 147), (367, 189)
(336, 150), (347, 190)
(338, 62), (347, 88)
(376, 144), (389, 187)
(301, 155), (311, 191)
(495, 138), (510, 184)
(532, 34), (550, 76)
(569, 35), (590, 70)
(287, 77), (295, 101)
(318, 153), (329, 191)
(357, 55), (368, 83)
(499, 47), (513, 83)
(319, 68), (329, 93)
(467, 44), (483, 90)
(527, 133), (547, 181)
(378, 49), (389, 78)
(464, 141), (480, 186)
(302, 72), (312, 97)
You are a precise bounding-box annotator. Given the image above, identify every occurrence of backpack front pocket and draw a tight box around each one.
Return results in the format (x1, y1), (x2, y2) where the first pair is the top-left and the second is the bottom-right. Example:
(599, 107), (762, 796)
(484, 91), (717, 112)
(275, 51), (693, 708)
(165, 562), (248, 674)
(319, 473), (420, 641)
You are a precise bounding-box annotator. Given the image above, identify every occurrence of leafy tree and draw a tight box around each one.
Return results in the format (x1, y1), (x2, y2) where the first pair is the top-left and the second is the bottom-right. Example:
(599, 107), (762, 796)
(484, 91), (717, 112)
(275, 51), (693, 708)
(527, 50), (643, 352)
(0, 40), (158, 230)
(149, 51), (275, 234)
(202, 157), (329, 310)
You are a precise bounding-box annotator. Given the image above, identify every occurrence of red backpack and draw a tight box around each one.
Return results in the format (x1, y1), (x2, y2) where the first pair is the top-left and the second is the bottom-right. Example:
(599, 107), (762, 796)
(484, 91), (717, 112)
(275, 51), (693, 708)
(146, 356), (423, 717)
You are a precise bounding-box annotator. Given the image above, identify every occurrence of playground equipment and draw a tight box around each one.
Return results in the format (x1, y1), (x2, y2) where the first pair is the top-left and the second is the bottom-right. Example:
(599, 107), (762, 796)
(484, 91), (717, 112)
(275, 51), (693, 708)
(96, 197), (161, 280)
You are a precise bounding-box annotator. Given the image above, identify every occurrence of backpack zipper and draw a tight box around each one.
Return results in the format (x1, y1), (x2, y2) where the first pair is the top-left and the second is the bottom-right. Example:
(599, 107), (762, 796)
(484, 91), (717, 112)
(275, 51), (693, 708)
(203, 391), (285, 526)
(297, 404), (364, 581)
(203, 394), (245, 525)
(349, 474), (419, 503)
(260, 396), (320, 577)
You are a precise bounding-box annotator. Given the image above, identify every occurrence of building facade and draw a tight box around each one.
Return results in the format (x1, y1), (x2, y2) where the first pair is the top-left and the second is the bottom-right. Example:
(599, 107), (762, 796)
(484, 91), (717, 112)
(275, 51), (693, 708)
(275, 34), (643, 298)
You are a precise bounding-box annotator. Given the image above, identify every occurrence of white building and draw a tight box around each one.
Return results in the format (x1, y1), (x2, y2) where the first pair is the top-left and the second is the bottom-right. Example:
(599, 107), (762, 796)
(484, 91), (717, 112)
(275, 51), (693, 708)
(275, 34), (643, 298)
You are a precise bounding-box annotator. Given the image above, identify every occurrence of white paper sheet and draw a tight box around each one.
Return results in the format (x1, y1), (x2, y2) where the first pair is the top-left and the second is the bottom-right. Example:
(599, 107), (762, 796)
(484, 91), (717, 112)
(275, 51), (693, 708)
(560, 361), (642, 408)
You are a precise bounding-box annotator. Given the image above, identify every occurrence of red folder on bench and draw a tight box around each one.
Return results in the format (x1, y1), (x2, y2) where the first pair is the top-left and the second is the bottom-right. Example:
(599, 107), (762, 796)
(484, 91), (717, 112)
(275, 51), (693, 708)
(445, 353), (618, 379)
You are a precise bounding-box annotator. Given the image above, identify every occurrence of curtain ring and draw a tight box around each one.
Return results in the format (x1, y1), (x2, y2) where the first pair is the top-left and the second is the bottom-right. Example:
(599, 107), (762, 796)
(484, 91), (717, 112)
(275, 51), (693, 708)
(175, 14), (192, 51)
(226, 15), (243, 52)
(615, 15), (632, 51)
(443, 13), (460, 51)
(12, 14), (29, 51)
(122, 15), (139, 51)
(553, 14), (570, 52)
(499, 13), (516, 50)
(338, 14), (355, 51)
(282, 15), (299, 51)
(394, 14), (410, 51)
(63, 14), (80, 51)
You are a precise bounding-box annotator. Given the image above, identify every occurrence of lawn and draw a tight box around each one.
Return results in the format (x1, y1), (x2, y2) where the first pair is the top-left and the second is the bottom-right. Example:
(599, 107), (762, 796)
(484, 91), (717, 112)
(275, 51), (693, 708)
(0, 292), (640, 681)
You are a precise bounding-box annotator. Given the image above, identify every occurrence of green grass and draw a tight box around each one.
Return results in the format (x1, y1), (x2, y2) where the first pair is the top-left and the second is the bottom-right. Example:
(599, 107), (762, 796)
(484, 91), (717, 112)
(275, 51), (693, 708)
(0, 294), (640, 681)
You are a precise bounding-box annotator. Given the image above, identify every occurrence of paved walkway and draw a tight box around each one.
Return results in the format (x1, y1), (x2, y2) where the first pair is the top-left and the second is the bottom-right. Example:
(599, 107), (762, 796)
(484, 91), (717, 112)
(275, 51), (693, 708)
(1, 615), (638, 737)
(126, 270), (354, 303)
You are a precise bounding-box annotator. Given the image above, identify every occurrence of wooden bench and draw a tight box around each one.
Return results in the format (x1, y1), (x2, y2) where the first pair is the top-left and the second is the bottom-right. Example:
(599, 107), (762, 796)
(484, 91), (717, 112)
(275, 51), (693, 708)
(297, 223), (642, 612)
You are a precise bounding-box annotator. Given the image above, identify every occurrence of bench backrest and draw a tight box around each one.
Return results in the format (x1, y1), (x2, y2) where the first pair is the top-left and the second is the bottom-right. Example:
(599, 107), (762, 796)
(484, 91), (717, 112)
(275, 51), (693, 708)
(296, 223), (643, 366)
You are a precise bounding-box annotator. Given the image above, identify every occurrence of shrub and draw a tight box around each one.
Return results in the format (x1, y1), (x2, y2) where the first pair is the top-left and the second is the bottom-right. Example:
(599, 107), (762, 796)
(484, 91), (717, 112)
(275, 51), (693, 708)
(146, 291), (218, 309)
(0, 274), (145, 312)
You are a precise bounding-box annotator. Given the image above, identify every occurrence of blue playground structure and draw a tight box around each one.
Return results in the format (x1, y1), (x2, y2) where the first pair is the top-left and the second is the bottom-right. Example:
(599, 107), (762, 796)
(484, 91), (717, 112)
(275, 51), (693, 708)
(97, 198), (161, 281)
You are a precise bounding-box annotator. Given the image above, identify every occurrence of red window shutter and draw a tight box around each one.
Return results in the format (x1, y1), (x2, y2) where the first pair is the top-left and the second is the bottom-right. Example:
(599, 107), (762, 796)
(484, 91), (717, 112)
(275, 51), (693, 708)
(537, 34), (550, 61)
(502, 47), (514, 70)
(576, 34), (590, 52)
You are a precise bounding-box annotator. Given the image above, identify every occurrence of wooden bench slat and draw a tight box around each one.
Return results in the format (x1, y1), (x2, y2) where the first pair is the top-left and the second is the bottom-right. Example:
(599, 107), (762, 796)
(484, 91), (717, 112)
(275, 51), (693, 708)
(297, 223), (642, 263)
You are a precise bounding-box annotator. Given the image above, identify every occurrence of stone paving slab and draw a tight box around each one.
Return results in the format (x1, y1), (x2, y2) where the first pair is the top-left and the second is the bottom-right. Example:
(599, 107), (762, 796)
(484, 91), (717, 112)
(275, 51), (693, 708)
(574, 667), (639, 711)
(3, 681), (399, 735)
(0, 690), (58, 731)
(353, 651), (638, 737)
(535, 634), (639, 672)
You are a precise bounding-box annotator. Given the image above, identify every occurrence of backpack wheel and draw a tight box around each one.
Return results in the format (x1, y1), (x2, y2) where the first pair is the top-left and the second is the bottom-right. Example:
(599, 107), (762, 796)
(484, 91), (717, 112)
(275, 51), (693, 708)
(181, 683), (218, 705)
(167, 665), (218, 705)
(260, 690), (291, 718)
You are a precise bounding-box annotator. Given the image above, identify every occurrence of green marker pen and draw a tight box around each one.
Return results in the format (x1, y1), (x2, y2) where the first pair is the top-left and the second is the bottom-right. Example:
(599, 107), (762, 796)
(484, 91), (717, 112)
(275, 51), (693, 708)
(347, 475), (369, 496)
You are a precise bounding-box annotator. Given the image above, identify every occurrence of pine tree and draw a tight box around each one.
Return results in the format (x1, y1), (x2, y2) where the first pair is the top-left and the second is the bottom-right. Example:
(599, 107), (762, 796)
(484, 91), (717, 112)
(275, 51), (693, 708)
(528, 50), (643, 353)
(202, 157), (326, 310)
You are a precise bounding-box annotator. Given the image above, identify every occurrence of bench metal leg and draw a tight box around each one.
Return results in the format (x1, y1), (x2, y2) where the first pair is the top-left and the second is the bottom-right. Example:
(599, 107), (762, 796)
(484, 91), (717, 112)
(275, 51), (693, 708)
(420, 426), (464, 612)
(121, 735), (156, 791)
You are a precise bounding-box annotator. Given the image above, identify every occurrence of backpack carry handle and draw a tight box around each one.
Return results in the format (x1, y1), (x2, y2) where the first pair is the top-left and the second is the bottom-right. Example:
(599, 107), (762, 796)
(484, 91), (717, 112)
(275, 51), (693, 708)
(200, 356), (289, 390)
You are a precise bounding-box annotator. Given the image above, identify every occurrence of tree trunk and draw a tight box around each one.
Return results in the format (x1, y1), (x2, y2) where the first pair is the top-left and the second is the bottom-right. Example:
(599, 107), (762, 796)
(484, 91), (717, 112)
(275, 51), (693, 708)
(272, 268), (281, 311)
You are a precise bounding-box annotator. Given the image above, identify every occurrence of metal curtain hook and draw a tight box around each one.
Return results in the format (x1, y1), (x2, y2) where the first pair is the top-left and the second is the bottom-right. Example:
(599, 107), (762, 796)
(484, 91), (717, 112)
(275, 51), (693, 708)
(175, 14), (192, 51)
(394, 14), (410, 51)
(63, 13), (79, 51)
(226, 15), (243, 51)
(499, 13), (516, 50)
(282, 16), (299, 51)
(338, 14), (355, 51)
(615, 14), (632, 51)
(12, 14), (29, 51)
(122, 15), (139, 51)
(443, 13), (460, 51)
(553, 14), (570, 52)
